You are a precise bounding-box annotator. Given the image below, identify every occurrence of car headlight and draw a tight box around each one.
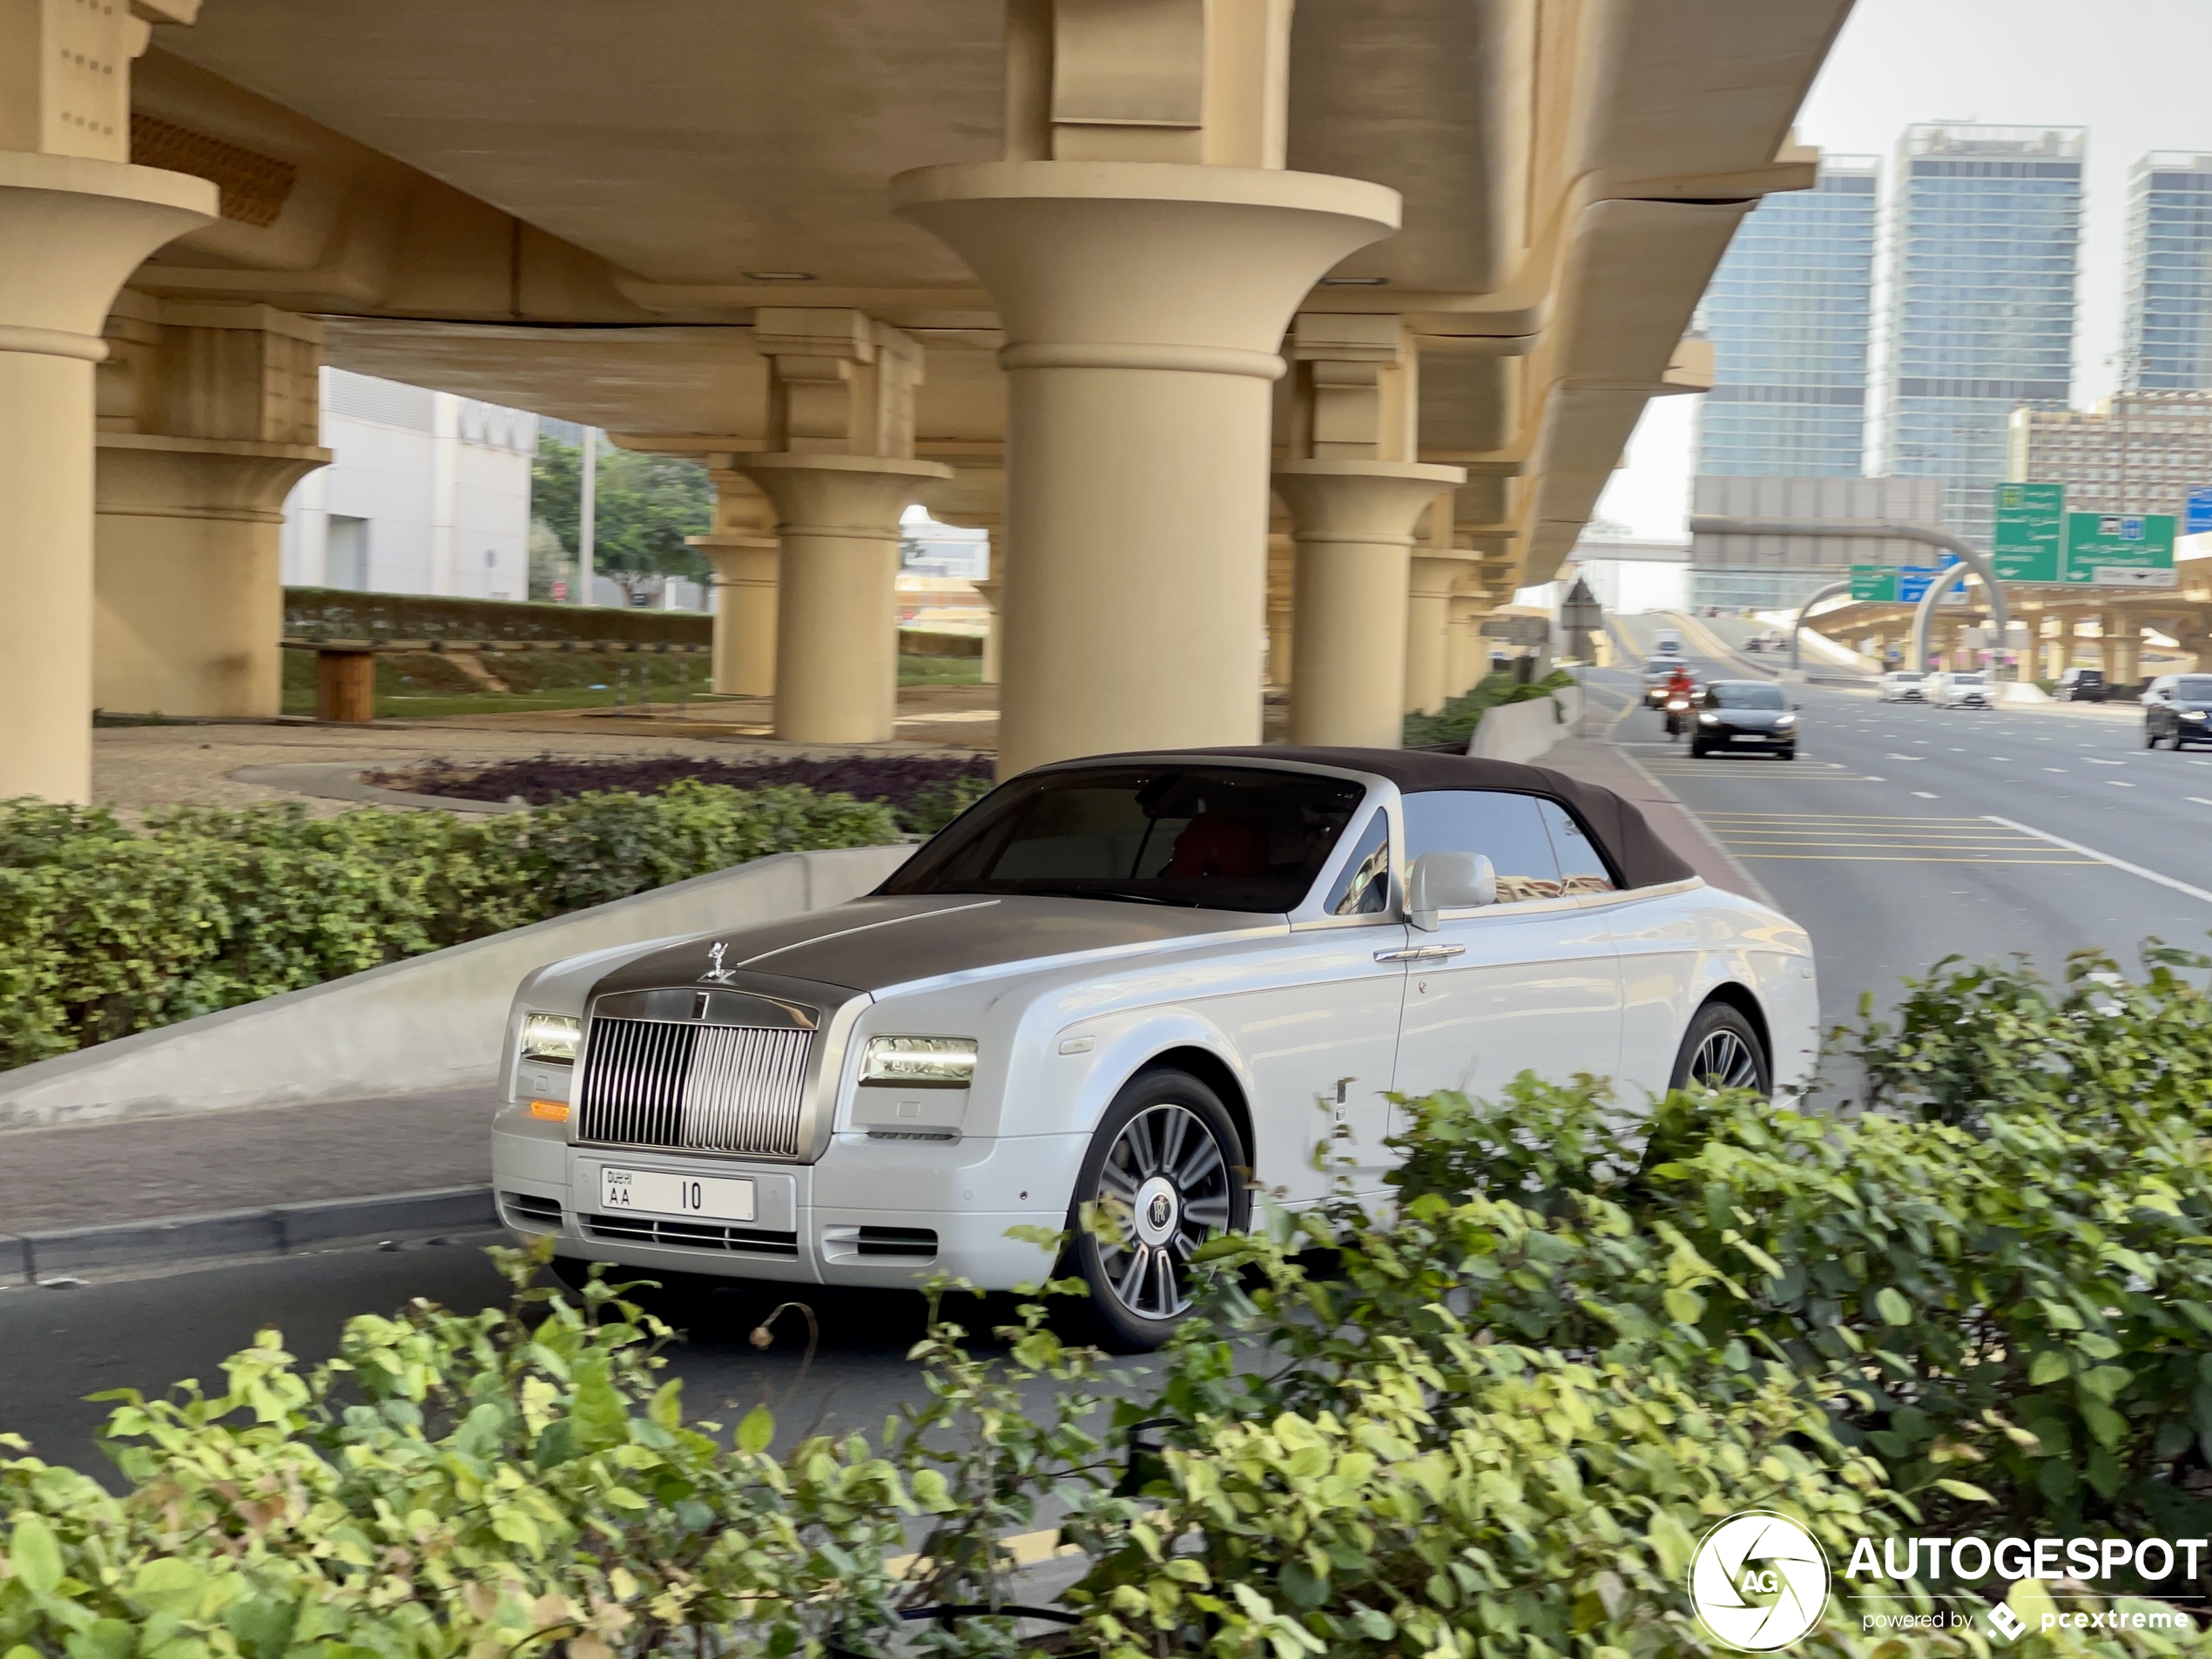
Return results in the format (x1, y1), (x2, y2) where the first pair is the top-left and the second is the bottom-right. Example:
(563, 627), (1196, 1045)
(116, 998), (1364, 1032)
(1698, 712), (1723, 725)
(861, 1035), (978, 1086)
(1776, 713), (1797, 727)
(2185, 711), (2207, 721)
(519, 1011), (582, 1064)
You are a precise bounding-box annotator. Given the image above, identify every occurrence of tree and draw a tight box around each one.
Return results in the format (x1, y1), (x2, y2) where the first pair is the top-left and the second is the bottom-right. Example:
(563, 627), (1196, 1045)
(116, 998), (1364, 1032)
(530, 436), (714, 604)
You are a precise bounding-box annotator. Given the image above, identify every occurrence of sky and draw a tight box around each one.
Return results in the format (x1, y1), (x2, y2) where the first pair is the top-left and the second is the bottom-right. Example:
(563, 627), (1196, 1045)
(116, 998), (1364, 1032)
(1590, 0), (2212, 543)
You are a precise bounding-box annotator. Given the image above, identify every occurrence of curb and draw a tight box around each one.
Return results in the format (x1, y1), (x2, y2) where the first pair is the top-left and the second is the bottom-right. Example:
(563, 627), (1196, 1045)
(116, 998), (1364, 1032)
(3, 1185), (498, 1285)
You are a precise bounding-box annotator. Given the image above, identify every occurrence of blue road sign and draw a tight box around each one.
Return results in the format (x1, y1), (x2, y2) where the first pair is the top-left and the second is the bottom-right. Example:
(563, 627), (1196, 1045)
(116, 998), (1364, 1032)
(2188, 488), (2212, 536)
(1897, 566), (1936, 603)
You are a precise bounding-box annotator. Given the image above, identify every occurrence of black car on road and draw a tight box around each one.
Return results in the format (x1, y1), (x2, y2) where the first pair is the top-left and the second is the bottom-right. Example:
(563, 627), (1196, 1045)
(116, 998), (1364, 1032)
(2054, 666), (2108, 703)
(1690, 680), (1797, 760)
(2146, 674), (2212, 749)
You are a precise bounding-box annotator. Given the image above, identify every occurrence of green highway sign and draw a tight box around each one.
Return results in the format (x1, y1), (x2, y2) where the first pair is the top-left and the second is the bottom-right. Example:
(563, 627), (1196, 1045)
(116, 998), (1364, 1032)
(2062, 511), (2176, 586)
(1850, 564), (1900, 602)
(1993, 482), (2065, 582)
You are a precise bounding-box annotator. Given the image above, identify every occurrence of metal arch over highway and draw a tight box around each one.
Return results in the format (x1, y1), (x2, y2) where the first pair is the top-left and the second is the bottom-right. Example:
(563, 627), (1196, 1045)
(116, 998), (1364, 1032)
(1689, 516), (2013, 675)
(1785, 579), (1853, 673)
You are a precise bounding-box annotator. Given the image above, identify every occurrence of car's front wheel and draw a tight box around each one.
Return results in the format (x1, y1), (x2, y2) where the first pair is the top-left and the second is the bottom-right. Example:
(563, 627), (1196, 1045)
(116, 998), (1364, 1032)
(1667, 1000), (1770, 1096)
(1777, 746), (1796, 760)
(1067, 1069), (1249, 1352)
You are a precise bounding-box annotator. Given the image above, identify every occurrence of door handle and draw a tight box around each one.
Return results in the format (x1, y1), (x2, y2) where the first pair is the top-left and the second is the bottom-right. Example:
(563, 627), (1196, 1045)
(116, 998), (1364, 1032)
(1374, 944), (1466, 963)
(1373, 947), (1424, 962)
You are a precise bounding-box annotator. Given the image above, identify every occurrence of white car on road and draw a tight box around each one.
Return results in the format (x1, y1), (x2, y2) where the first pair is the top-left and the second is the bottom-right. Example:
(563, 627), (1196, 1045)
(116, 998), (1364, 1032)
(1931, 671), (1993, 710)
(1878, 671), (1929, 703)
(491, 748), (1818, 1348)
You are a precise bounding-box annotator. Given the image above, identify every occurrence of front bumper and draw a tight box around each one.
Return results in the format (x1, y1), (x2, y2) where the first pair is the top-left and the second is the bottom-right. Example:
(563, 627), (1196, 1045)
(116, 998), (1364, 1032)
(1696, 725), (1794, 747)
(492, 1105), (1075, 1292)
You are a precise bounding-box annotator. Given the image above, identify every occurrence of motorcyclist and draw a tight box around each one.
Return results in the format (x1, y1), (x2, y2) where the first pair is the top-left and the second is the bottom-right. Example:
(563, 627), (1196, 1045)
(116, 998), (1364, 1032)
(1662, 663), (1696, 741)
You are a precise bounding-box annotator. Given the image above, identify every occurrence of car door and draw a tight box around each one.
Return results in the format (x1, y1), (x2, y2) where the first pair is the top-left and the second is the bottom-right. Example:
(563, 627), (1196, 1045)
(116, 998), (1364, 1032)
(1193, 806), (1407, 1203)
(1389, 790), (1624, 1125)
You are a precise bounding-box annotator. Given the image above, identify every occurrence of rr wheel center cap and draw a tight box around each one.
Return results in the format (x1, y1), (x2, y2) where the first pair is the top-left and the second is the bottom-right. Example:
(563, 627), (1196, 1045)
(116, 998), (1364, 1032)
(1134, 1176), (1179, 1246)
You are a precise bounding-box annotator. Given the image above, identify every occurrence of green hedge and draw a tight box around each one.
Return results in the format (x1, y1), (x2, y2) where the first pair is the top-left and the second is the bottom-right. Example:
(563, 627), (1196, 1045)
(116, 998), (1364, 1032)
(9, 953), (2212, 1658)
(0, 782), (898, 1071)
(1402, 666), (1573, 749)
(284, 589), (711, 646)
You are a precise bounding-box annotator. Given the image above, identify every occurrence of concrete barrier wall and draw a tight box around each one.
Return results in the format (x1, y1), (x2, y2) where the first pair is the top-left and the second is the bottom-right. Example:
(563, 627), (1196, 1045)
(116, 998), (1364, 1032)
(1467, 685), (1581, 763)
(0, 844), (914, 1131)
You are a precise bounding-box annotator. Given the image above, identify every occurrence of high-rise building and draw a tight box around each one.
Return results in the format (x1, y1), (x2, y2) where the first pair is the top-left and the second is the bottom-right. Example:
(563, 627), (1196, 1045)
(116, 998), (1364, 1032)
(2008, 390), (2212, 517)
(2122, 153), (2212, 393)
(1694, 155), (1878, 476)
(1880, 125), (2085, 545)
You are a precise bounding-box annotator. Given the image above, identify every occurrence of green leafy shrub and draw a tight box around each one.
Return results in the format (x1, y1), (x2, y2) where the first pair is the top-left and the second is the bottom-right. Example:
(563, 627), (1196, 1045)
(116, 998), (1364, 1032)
(0, 781), (899, 1069)
(10, 951), (2212, 1659)
(1402, 666), (1573, 749)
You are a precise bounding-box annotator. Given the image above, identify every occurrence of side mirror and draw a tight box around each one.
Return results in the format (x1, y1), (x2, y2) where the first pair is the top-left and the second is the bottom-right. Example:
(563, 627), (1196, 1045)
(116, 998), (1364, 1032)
(1406, 851), (1495, 932)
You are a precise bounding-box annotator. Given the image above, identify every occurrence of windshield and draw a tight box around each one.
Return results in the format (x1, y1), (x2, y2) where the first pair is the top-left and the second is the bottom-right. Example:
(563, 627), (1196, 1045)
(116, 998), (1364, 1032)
(1707, 683), (1786, 710)
(1952, 674), (1986, 685)
(1646, 660), (1683, 676)
(880, 764), (1367, 913)
(2176, 678), (2212, 700)
(1890, 671), (1925, 682)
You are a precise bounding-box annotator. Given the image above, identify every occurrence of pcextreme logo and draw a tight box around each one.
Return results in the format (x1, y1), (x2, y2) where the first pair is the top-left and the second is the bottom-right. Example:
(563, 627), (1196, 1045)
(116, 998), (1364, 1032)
(1688, 1510), (1831, 1651)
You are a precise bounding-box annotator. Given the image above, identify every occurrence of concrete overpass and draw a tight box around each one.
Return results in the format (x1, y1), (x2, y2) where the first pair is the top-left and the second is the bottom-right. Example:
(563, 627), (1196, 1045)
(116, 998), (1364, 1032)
(1, 0), (1851, 798)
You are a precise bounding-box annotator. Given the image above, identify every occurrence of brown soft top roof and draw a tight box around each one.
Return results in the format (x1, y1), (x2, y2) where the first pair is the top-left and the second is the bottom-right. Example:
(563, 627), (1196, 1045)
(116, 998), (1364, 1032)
(1066, 745), (1698, 891)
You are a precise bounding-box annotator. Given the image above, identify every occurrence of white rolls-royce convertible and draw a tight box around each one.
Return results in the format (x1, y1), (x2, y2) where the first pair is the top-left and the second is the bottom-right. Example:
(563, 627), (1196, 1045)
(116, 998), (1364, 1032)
(491, 747), (1817, 1348)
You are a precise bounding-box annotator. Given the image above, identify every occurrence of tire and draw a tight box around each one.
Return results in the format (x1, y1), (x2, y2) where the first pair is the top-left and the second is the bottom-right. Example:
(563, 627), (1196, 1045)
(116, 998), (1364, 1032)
(1777, 747), (1796, 760)
(1689, 742), (1708, 758)
(2147, 726), (2162, 750)
(1667, 1000), (1770, 1096)
(1066, 1068), (1250, 1352)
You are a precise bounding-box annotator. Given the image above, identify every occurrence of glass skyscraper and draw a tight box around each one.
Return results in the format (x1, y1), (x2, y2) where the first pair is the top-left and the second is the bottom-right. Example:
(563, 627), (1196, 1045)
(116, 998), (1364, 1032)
(1879, 125), (2084, 544)
(1694, 156), (1878, 475)
(2122, 152), (2212, 392)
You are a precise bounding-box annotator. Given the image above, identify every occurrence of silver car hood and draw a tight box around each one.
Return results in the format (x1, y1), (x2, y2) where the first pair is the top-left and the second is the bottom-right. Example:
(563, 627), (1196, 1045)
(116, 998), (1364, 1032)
(590, 893), (1278, 997)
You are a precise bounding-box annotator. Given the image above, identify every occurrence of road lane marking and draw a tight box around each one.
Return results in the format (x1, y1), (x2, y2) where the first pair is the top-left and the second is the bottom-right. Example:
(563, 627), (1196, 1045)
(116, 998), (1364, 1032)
(2188, 798), (2212, 807)
(2085, 759), (2126, 766)
(1912, 791), (1939, 799)
(2109, 780), (2134, 787)
(1983, 816), (2212, 907)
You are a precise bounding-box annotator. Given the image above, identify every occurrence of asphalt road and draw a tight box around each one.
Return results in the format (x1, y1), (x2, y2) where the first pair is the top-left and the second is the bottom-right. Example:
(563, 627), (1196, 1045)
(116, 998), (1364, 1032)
(0, 1240), (1104, 1486)
(1610, 614), (2212, 1028)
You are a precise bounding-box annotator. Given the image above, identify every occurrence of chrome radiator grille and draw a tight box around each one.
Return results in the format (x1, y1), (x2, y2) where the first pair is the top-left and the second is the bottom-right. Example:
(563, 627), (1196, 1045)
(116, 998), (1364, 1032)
(577, 1016), (811, 1157)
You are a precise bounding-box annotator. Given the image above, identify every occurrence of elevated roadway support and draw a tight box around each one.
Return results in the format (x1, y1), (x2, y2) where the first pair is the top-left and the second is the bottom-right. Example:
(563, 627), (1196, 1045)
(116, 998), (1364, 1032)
(0, 155), (213, 799)
(895, 162), (1399, 776)
(1272, 460), (1463, 746)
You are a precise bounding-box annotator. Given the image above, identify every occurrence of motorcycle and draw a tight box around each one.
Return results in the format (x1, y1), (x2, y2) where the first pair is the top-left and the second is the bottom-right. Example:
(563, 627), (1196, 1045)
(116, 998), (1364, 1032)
(1663, 694), (1691, 740)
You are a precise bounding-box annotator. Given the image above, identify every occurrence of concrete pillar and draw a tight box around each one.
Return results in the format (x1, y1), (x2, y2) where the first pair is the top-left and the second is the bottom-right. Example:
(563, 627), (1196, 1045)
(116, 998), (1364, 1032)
(739, 310), (951, 743)
(691, 468), (779, 697)
(1447, 591), (1493, 697)
(1272, 463), (1461, 745)
(0, 146), (215, 797)
(92, 297), (329, 718)
(921, 466), (1006, 687)
(740, 455), (949, 742)
(892, 0), (1399, 774)
(1406, 553), (1475, 713)
(1270, 315), (1460, 745)
(1264, 529), (1294, 691)
(2107, 617), (2141, 690)
(2045, 613), (2074, 680)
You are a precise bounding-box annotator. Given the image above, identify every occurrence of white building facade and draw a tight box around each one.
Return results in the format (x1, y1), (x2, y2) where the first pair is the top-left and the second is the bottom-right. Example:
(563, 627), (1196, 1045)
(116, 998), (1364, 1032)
(281, 369), (537, 598)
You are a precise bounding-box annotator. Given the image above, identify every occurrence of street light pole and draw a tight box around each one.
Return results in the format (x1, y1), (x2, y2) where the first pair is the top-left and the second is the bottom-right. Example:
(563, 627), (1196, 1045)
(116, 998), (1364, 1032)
(1687, 516), (2012, 680)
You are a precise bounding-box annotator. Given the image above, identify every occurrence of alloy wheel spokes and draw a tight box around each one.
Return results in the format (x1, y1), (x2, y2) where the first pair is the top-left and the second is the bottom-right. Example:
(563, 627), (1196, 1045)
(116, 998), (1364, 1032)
(1694, 1030), (1758, 1089)
(1095, 1103), (1234, 1320)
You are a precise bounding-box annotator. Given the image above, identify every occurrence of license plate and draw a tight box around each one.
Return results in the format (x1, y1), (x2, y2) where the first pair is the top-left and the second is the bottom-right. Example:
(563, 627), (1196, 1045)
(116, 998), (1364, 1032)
(599, 1166), (755, 1223)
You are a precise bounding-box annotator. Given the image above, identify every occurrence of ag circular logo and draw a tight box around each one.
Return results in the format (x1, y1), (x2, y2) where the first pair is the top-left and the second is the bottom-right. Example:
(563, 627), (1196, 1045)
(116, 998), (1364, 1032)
(1688, 1510), (1830, 1650)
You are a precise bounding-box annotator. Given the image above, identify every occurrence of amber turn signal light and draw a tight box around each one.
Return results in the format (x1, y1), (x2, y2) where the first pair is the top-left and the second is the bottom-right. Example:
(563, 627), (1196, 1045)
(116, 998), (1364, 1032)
(528, 1099), (570, 1123)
